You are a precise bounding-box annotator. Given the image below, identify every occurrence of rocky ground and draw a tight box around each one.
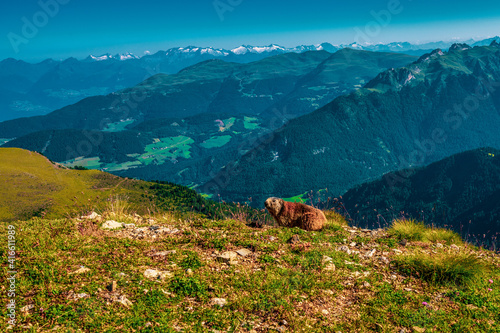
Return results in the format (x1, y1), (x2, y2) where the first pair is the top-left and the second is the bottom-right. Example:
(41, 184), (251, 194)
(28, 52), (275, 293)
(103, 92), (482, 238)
(3, 212), (499, 332)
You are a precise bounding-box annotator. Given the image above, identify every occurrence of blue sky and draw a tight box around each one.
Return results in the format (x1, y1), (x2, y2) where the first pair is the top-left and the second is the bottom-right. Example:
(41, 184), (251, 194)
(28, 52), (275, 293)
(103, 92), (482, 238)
(1, 0), (499, 62)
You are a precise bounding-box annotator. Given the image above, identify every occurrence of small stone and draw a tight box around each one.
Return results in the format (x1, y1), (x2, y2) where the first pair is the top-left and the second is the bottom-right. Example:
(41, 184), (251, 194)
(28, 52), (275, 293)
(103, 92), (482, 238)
(349, 242), (357, 247)
(107, 281), (117, 292)
(436, 243), (444, 248)
(123, 223), (136, 229)
(324, 263), (336, 271)
(393, 249), (402, 254)
(236, 248), (252, 257)
(116, 295), (132, 307)
(144, 322), (153, 328)
(102, 220), (124, 229)
(365, 249), (376, 258)
(399, 239), (408, 246)
(143, 269), (173, 280)
(20, 304), (35, 312)
(186, 269), (193, 276)
(116, 272), (127, 278)
(338, 245), (351, 255)
(217, 251), (238, 265)
(379, 256), (390, 264)
(155, 250), (176, 256)
(67, 291), (89, 301)
(321, 309), (329, 315)
(281, 319), (288, 326)
(363, 281), (371, 288)
(149, 225), (160, 231)
(322, 256), (333, 263)
(211, 297), (227, 308)
(69, 266), (91, 275)
(450, 244), (460, 251)
(269, 236), (277, 241)
(288, 234), (301, 244)
(412, 326), (426, 333)
(81, 211), (100, 220)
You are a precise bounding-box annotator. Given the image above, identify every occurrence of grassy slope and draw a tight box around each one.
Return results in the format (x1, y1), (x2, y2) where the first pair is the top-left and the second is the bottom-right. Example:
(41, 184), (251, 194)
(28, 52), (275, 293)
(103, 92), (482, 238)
(1, 213), (499, 332)
(0, 148), (499, 332)
(0, 148), (220, 221)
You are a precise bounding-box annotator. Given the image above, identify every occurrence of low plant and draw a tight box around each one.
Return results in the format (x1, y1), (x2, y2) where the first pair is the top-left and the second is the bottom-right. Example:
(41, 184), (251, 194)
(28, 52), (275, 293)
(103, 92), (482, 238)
(393, 251), (485, 286)
(389, 219), (462, 244)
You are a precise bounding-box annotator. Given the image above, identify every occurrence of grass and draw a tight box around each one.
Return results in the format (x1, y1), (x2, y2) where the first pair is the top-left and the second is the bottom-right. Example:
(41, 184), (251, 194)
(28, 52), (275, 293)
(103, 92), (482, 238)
(394, 251), (486, 287)
(388, 219), (463, 245)
(2, 148), (499, 332)
(200, 135), (232, 149)
(3, 208), (499, 332)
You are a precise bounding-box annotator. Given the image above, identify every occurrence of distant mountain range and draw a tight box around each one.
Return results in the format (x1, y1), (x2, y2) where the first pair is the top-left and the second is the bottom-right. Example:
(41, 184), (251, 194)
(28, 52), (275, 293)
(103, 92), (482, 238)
(205, 41), (500, 205)
(1, 37), (498, 121)
(0, 49), (416, 188)
(341, 147), (500, 247)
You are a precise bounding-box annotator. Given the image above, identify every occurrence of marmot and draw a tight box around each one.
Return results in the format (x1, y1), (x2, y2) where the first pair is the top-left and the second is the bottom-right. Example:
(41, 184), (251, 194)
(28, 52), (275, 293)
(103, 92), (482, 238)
(265, 197), (326, 231)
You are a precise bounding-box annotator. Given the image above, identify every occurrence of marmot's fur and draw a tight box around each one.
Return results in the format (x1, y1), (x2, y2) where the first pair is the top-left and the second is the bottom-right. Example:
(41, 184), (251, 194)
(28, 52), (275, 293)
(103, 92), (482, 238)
(265, 197), (326, 231)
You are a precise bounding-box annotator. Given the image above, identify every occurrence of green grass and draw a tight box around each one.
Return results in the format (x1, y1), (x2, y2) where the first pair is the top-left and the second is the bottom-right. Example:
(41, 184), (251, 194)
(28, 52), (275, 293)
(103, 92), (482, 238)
(394, 251), (487, 286)
(141, 136), (194, 165)
(243, 116), (260, 130)
(199, 135), (232, 149)
(388, 219), (463, 244)
(102, 119), (136, 132)
(2, 148), (499, 332)
(3, 214), (498, 332)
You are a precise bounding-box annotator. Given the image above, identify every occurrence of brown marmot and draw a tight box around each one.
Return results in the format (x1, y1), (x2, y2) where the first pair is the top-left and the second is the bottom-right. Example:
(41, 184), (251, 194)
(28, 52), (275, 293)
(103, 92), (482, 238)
(265, 197), (326, 231)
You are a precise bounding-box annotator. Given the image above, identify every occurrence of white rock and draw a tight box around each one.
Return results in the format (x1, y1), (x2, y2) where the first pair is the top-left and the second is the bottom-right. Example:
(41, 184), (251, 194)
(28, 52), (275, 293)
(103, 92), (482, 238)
(69, 266), (90, 275)
(393, 249), (402, 254)
(436, 243), (444, 248)
(155, 250), (176, 256)
(365, 249), (376, 258)
(102, 220), (124, 229)
(211, 297), (227, 308)
(236, 248), (252, 257)
(321, 309), (329, 315)
(81, 211), (100, 219)
(20, 304), (35, 312)
(324, 263), (336, 271)
(349, 242), (357, 247)
(116, 295), (133, 307)
(322, 256), (333, 263)
(143, 269), (173, 280)
(217, 251), (238, 265)
(450, 244), (460, 251)
(123, 223), (136, 228)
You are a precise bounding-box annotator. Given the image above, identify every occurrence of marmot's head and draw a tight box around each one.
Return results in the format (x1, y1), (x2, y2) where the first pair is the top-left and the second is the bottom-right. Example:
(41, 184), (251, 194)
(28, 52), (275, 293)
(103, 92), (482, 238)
(265, 197), (284, 216)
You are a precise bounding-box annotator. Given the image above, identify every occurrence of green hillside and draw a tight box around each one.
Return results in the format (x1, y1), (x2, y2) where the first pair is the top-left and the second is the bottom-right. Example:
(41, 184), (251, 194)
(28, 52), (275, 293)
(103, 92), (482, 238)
(1, 50), (417, 190)
(0, 148), (222, 222)
(341, 147), (500, 247)
(209, 43), (500, 206)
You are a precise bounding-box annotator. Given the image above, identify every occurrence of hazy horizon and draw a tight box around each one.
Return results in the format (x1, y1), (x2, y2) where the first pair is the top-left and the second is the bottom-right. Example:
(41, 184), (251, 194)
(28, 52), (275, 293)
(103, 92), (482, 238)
(1, 0), (499, 62)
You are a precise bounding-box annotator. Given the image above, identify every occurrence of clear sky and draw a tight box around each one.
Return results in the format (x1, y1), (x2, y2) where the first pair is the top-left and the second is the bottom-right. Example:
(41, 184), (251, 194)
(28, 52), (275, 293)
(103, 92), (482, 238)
(1, 0), (499, 62)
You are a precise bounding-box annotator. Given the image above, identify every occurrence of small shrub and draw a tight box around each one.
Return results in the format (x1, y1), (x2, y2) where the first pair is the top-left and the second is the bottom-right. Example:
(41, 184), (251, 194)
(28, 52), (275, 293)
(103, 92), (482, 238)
(259, 254), (276, 264)
(169, 277), (207, 298)
(394, 251), (485, 286)
(179, 251), (203, 270)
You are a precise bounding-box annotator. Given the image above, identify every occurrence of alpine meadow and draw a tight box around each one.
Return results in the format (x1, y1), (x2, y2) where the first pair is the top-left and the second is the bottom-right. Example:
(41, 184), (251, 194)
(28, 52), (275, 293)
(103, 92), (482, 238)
(1, 1), (500, 332)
